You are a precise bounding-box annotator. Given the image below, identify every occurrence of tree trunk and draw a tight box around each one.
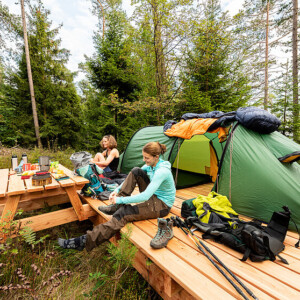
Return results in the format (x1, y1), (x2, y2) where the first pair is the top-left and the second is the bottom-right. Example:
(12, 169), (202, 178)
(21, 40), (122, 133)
(151, 0), (167, 106)
(96, 0), (105, 39)
(292, 0), (299, 142)
(20, 0), (42, 148)
(264, 0), (269, 111)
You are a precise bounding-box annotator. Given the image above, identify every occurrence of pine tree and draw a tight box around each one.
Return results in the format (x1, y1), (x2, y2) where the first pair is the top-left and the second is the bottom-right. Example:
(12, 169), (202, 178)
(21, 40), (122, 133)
(181, 0), (251, 114)
(83, 0), (142, 151)
(271, 60), (293, 136)
(3, 0), (82, 149)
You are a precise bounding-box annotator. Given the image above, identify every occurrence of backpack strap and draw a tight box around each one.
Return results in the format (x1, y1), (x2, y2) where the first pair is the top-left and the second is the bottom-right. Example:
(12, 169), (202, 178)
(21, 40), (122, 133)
(290, 216), (300, 248)
(241, 248), (251, 262)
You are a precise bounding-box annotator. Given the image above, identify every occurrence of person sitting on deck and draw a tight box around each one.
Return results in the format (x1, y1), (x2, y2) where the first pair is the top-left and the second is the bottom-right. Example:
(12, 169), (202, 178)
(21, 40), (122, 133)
(91, 135), (120, 172)
(58, 142), (176, 251)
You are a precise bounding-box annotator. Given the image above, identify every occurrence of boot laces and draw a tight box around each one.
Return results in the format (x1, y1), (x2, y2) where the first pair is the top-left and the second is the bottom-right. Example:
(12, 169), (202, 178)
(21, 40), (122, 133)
(154, 228), (169, 242)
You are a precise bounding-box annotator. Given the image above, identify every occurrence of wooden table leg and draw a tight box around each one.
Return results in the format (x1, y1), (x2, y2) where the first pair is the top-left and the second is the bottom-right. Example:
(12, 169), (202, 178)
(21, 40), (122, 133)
(1, 195), (21, 223)
(64, 186), (85, 221)
(0, 195), (21, 241)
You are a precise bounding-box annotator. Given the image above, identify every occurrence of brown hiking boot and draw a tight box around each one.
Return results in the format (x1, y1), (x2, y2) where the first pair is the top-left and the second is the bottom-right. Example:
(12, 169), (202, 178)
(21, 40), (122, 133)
(150, 218), (174, 249)
(98, 204), (122, 215)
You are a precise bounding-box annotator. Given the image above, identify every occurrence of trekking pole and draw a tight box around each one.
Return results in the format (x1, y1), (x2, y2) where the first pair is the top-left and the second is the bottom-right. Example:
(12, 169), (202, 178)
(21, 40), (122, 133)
(171, 217), (253, 300)
(174, 216), (259, 300)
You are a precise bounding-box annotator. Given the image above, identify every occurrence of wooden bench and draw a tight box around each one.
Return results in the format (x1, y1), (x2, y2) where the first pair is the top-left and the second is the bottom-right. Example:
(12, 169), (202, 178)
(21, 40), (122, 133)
(82, 183), (300, 300)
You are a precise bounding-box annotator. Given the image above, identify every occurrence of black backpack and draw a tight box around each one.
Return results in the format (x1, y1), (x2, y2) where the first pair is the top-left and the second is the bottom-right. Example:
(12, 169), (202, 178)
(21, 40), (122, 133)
(209, 221), (286, 263)
(188, 206), (297, 264)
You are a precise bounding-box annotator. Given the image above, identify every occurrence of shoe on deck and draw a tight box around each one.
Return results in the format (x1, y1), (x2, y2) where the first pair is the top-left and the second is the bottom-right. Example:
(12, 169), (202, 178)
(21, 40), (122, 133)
(150, 218), (174, 249)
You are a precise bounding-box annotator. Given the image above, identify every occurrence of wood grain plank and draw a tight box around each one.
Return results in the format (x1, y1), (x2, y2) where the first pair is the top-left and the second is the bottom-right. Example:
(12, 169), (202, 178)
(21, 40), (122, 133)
(64, 185), (84, 221)
(139, 220), (276, 300)
(133, 250), (194, 300)
(124, 227), (236, 299)
(17, 204), (97, 232)
(44, 177), (60, 190)
(58, 164), (89, 185)
(0, 195), (21, 223)
(0, 194), (69, 215)
(7, 174), (26, 196)
(151, 217), (299, 299)
(57, 177), (75, 187)
(0, 169), (9, 197)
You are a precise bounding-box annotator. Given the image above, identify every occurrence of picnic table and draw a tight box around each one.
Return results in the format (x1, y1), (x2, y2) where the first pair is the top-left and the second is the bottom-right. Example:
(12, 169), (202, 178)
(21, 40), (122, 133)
(0, 164), (97, 232)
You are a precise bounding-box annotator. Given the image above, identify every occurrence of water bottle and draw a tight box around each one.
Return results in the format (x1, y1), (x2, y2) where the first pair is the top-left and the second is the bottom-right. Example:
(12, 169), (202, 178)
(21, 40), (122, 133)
(11, 155), (18, 170)
(22, 153), (28, 164)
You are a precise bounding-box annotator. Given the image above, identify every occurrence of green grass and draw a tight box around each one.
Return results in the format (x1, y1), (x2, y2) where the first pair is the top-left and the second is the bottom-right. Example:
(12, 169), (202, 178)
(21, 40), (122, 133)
(0, 219), (155, 299)
(0, 146), (75, 169)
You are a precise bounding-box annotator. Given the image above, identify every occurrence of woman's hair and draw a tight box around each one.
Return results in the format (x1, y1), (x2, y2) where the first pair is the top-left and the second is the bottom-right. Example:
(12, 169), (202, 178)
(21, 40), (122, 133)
(142, 142), (167, 157)
(100, 135), (117, 149)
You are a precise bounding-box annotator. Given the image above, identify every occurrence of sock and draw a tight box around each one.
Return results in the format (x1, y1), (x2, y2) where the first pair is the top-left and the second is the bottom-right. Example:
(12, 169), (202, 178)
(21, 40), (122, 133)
(58, 234), (87, 251)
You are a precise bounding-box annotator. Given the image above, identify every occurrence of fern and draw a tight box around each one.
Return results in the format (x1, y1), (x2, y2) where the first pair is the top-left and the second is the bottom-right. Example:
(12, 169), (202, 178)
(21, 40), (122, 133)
(20, 226), (36, 247)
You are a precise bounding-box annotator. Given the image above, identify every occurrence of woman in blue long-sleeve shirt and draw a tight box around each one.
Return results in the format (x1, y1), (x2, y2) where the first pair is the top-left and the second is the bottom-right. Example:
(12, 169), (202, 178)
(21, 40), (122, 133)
(58, 142), (176, 251)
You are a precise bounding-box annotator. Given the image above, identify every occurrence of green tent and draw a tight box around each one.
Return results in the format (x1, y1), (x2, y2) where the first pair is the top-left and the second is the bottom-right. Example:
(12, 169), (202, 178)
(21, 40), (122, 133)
(214, 124), (300, 231)
(119, 126), (224, 188)
(119, 124), (300, 230)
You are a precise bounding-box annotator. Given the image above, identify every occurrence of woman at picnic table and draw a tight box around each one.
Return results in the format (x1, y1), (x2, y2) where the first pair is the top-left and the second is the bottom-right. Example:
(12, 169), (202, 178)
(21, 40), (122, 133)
(91, 134), (120, 172)
(58, 141), (176, 251)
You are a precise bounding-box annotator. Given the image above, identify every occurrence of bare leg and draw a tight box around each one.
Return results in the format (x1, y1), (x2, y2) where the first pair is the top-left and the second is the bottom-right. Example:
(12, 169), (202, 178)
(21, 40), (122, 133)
(93, 152), (105, 163)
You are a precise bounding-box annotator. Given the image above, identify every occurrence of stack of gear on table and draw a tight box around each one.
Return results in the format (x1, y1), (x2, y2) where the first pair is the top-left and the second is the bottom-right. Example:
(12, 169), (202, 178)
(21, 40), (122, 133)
(70, 151), (127, 200)
(32, 171), (52, 186)
(181, 192), (299, 264)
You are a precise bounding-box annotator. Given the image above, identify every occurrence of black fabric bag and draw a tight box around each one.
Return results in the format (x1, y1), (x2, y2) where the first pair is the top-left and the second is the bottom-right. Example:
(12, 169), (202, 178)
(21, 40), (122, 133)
(190, 207), (292, 264)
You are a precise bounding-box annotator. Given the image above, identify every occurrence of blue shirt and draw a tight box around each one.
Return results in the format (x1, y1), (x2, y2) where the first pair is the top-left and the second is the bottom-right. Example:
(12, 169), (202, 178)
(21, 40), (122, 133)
(115, 159), (176, 208)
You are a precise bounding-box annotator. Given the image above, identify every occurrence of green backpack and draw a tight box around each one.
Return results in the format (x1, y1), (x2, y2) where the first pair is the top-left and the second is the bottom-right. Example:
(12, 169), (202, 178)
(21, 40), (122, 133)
(76, 163), (104, 197)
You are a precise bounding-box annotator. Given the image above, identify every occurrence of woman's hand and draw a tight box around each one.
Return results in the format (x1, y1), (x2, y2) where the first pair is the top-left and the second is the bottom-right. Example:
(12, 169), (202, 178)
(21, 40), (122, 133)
(109, 191), (117, 204)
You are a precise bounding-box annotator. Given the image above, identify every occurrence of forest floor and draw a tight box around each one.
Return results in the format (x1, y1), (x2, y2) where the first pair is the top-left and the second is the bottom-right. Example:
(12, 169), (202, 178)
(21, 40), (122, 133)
(0, 146), (160, 299)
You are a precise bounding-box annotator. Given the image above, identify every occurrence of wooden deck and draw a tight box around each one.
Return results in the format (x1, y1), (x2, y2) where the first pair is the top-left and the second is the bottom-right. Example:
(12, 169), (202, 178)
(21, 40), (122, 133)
(1, 166), (299, 300)
(84, 183), (300, 300)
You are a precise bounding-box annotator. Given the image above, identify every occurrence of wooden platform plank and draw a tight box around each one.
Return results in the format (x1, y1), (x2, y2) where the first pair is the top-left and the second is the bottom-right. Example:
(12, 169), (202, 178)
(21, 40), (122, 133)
(191, 229), (300, 291)
(18, 204), (97, 232)
(130, 186), (300, 296)
(44, 177), (60, 190)
(123, 225), (236, 300)
(133, 250), (194, 300)
(58, 164), (89, 185)
(137, 220), (274, 300)
(0, 169), (9, 197)
(57, 177), (76, 187)
(7, 174), (26, 196)
(24, 178), (44, 193)
(0, 194), (69, 215)
(147, 217), (299, 299)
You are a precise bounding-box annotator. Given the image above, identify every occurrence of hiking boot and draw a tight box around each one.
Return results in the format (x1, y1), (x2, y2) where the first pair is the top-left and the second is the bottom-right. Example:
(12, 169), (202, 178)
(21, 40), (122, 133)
(58, 234), (86, 251)
(150, 218), (174, 249)
(98, 204), (122, 215)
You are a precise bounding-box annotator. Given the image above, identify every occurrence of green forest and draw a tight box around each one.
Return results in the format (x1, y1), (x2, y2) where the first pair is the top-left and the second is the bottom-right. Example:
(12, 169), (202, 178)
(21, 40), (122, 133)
(0, 0), (299, 153)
